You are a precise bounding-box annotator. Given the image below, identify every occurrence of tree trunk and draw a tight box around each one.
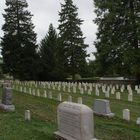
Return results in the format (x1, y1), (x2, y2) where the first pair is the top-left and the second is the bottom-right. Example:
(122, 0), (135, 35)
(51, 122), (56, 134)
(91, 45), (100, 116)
(136, 73), (140, 85)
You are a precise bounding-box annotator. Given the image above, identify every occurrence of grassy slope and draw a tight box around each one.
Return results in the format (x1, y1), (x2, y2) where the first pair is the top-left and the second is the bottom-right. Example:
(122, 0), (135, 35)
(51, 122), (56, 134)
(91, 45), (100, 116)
(0, 87), (140, 140)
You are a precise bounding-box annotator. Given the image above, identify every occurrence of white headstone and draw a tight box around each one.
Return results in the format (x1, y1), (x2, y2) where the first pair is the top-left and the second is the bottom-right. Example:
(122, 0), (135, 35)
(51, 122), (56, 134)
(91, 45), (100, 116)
(58, 85), (61, 91)
(43, 90), (47, 98)
(128, 89), (133, 95)
(84, 85), (87, 91)
(37, 89), (40, 97)
(95, 87), (99, 96)
(63, 86), (66, 91)
(137, 89), (140, 94)
(58, 93), (62, 102)
(68, 95), (72, 102)
(68, 87), (71, 93)
(48, 92), (52, 99)
(135, 85), (138, 91)
(73, 86), (76, 93)
(80, 88), (84, 94)
(105, 91), (110, 98)
(111, 87), (115, 94)
(24, 87), (26, 93)
(123, 109), (130, 121)
(136, 117), (140, 125)
(77, 97), (82, 104)
(120, 85), (125, 92)
(116, 92), (121, 100)
(29, 88), (31, 94)
(25, 110), (31, 121)
(20, 86), (23, 92)
(32, 89), (35, 96)
(128, 94), (133, 102)
(88, 89), (92, 95)
(54, 102), (97, 140)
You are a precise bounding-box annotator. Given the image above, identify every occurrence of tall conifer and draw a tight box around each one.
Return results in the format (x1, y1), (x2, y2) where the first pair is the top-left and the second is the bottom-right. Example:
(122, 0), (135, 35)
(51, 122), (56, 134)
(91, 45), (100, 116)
(58, 0), (88, 80)
(40, 24), (67, 80)
(1, 0), (38, 80)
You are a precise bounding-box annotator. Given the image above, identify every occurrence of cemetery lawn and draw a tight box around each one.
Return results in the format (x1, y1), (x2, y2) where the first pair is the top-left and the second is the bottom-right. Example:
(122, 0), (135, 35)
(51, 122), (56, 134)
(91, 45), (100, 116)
(0, 88), (140, 140)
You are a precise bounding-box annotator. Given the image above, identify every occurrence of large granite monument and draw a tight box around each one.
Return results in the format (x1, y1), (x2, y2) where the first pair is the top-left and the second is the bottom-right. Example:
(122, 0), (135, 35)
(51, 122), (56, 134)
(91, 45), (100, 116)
(54, 101), (97, 140)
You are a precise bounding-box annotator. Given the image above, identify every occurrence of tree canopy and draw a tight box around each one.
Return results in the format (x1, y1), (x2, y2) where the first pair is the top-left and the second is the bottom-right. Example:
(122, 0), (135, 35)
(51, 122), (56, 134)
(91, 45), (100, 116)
(58, 0), (88, 80)
(1, 0), (39, 80)
(39, 24), (67, 80)
(94, 0), (140, 83)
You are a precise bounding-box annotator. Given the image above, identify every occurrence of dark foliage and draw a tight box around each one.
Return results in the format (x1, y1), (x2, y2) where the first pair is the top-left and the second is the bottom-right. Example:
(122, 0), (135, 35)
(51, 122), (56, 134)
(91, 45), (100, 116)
(1, 0), (39, 80)
(94, 0), (140, 83)
(58, 0), (88, 80)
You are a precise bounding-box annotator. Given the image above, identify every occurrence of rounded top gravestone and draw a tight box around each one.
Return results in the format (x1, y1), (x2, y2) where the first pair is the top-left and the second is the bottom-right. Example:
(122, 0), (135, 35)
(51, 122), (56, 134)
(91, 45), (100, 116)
(55, 101), (97, 140)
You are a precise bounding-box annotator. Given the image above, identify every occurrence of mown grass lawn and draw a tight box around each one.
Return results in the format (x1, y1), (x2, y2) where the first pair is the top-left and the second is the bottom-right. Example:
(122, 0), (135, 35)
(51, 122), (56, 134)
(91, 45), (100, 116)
(0, 86), (140, 140)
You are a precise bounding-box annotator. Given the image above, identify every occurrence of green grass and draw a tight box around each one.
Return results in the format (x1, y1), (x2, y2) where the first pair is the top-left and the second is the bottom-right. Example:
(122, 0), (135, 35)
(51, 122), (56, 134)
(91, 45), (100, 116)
(0, 83), (140, 140)
(0, 90), (58, 140)
(0, 111), (56, 140)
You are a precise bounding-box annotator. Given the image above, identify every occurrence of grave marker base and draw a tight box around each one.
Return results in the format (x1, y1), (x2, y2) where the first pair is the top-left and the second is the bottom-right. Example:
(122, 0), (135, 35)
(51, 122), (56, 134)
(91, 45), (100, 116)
(54, 131), (97, 140)
(94, 112), (115, 118)
(0, 104), (15, 111)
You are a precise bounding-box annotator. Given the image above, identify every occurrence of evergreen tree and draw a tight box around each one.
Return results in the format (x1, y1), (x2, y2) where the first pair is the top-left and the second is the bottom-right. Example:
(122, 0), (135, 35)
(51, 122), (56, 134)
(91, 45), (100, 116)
(94, 0), (140, 83)
(39, 24), (67, 80)
(86, 60), (97, 77)
(58, 0), (88, 80)
(1, 0), (38, 80)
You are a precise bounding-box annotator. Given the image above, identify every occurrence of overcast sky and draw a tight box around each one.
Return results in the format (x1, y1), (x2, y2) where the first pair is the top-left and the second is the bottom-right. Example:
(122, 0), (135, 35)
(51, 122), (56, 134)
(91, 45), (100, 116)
(0, 0), (97, 60)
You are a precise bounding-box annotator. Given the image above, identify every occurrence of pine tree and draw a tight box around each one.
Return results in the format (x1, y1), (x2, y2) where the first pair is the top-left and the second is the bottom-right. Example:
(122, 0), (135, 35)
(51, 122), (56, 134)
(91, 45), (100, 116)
(40, 24), (67, 80)
(58, 0), (88, 80)
(1, 0), (38, 80)
(94, 0), (140, 83)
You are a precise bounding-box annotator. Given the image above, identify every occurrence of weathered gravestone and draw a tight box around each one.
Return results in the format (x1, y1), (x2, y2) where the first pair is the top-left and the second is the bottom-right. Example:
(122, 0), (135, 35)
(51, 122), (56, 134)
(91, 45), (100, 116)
(54, 101), (97, 140)
(93, 99), (114, 118)
(0, 83), (15, 111)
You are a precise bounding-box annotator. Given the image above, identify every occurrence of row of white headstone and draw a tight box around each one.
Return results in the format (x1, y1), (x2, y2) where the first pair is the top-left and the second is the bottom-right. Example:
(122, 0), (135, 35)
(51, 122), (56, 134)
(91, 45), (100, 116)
(12, 84), (136, 102)
(12, 81), (140, 93)
(13, 84), (84, 104)
(12, 81), (140, 95)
